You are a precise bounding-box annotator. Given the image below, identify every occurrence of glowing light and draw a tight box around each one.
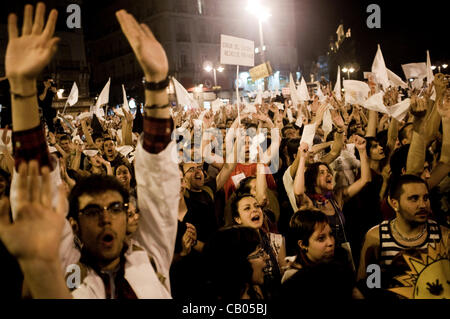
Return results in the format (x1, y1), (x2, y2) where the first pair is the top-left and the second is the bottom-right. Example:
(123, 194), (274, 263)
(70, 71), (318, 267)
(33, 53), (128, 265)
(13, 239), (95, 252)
(246, 0), (271, 22)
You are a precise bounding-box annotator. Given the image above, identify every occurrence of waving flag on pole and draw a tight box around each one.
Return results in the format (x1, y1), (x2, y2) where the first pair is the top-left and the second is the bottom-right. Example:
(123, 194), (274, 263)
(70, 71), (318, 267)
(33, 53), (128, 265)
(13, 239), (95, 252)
(96, 78), (110, 108)
(426, 50), (434, 85)
(315, 82), (326, 102)
(387, 69), (408, 89)
(173, 77), (199, 109)
(333, 66), (342, 100)
(122, 84), (130, 112)
(66, 82), (78, 106)
(289, 73), (300, 107)
(62, 82), (78, 114)
(426, 50), (436, 100)
(371, 45), (390, 90)
(298, 77), (310, 102)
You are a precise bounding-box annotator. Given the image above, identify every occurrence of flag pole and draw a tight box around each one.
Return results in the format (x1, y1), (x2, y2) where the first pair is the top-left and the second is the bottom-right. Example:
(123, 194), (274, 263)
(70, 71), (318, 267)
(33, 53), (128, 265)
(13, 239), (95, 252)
(236, 65), (240, 126)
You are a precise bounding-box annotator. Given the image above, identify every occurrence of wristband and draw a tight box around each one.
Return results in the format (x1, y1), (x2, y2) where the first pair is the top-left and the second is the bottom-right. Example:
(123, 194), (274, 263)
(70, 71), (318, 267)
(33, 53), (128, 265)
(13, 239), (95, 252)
(144, 104), (170, 110)
(143, 76), (170, 91)
(10, 90), (37, 99)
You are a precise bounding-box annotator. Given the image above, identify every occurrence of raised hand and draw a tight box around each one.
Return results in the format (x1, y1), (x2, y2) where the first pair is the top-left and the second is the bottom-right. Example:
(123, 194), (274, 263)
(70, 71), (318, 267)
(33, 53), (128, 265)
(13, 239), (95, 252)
(433, 73), (447, 98)
(0, 161), (66, 262)
(5, 3), (59, 91)
(298, 142), (309, 158)
(180, 223), (197, 256)
(330, 109), (345, 130)
(354, 135), (367, 152)
(116, 10), (168, 82)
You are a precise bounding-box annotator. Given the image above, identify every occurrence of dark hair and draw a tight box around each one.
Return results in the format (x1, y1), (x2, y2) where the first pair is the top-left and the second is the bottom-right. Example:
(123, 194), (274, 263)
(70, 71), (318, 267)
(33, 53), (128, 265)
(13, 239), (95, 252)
(203, 226), (261, 299)
(365, 137), (378, 156)
(289, 209), (329, 264)
(390, 145), (409, 178)
(304, 162), (332, 195)
(230, 192), (256, 224)
(68, 174), (129, 221)
(114, 163), (136, 188)
(59, 134), (70, 142)
(388, 174), (428, 201)
(92, 133), (103, 142)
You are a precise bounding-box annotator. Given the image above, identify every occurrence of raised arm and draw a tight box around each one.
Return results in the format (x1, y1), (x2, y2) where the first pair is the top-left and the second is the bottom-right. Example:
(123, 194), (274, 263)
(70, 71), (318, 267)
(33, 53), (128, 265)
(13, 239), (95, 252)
(342, 135), (371, 201)
(293, 142), (309, 196)
(320, 109), (345, 164)
(116, 10), (179, 284)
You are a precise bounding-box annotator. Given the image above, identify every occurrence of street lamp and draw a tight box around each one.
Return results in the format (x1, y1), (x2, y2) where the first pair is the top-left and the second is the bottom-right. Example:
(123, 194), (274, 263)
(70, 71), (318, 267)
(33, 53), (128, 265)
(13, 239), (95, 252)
(342, 67), (355, 79)
(246, 0), (271, 90)
(204, 62), (225, 88)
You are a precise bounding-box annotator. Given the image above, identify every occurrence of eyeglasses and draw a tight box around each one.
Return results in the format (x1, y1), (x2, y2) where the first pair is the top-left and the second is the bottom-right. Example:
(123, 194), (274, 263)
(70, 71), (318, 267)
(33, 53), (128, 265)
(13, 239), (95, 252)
(247, 248), (266, 260)
(184, 165), (204, 175)
(79, 202), (128, 218)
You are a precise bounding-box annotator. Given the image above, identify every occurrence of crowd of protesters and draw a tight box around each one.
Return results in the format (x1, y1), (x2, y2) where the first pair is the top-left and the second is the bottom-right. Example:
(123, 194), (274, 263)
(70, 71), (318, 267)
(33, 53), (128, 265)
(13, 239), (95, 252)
(0, 3), (448, 300)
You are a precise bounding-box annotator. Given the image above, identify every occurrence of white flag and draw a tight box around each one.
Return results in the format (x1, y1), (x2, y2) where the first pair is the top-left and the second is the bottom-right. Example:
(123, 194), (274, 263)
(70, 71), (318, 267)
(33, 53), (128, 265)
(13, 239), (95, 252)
(333, 66), (342, 100)
(362, 92), (388, 114)
(242, 100), (257, 114)
(122, 84), (130, 112)
(286, 108), (294, 123)
(401, 63), (427, 80)
(66, 82), (78, 106)
(172, 77), (199, 109)
(371, 45), (390, 90)
(322, 107), (333, 139)
(300, 123), (317, 149)
(298, 77), (311, 102)
(315, 82), (326, 102)
(289, 73), (301, 108)
(96, 78), (110, 107)
(388, 98), (411, 122)
(426, 50), (434, 85)
(343, 80), (370, 105)
(387, 69), (407, 89)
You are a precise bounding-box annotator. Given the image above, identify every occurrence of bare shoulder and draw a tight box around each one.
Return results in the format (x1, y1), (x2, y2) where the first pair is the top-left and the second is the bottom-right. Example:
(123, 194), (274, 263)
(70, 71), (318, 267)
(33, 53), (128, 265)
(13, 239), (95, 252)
(363, 224), (381, 246)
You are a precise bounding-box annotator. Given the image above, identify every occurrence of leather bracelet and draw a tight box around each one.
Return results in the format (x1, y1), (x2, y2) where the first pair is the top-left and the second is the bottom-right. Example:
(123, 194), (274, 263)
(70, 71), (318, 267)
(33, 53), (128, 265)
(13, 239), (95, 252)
(143, 76), (170, 91)
(10, 90), (37, 99)
(144, 103), (170, 110)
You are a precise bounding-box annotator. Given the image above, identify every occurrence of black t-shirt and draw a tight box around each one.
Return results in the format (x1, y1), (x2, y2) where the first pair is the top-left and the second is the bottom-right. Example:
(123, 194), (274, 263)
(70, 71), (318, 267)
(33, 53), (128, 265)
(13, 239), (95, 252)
(280, 248), (355, 300)
(181, 178), (218, 243)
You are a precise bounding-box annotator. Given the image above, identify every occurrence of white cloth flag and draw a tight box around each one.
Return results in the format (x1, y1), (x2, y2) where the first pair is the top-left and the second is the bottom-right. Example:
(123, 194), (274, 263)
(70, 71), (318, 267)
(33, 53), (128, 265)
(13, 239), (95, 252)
(300, 124), (316, 149)
(263, 90), (271, 99)
(426, 50), (434, 85)
(401, 63), (427, 80)
(426, 50), (436, 100)
(295, 115), (304, 128)
(387, 69), (407, 89)
(289, 73), (301, 108)
(362, 92), (388, 113)
(343, 80), (370, 105)
(122, 85), (130, 112)
(66, 82), (78, 106)
(315, 82), (326, 102)
(371, 45), (390, 90)
(333, 66), (342, 99)
(388, 98), (411, 122)
(173, 77), (199, 109)
(298, 77), (310, 102)
(96, 78), (110, 107)
(322, 107), (333, 139)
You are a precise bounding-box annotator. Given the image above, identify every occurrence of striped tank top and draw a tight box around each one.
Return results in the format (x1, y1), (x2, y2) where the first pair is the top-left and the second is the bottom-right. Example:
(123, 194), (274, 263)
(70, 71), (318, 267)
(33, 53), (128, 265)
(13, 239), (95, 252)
(379, 219), (442, 266)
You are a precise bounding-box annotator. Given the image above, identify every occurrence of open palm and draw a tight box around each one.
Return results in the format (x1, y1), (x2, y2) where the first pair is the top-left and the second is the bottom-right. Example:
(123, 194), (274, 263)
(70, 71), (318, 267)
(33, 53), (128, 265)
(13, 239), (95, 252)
(5, 3), (59, 82)
(116, 10), (168, 81)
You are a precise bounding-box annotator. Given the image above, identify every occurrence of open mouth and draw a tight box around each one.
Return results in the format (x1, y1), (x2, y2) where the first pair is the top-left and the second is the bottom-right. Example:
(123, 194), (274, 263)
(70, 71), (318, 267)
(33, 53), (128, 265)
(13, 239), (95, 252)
(100, 231), (115, 247)
(251, 215), (261, 222)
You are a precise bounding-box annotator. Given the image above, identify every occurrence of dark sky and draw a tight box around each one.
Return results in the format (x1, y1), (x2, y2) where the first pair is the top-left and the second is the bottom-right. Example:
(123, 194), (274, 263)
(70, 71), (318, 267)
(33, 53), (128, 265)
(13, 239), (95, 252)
(296, 0), (448, 68)
(1, 0), (448, 75)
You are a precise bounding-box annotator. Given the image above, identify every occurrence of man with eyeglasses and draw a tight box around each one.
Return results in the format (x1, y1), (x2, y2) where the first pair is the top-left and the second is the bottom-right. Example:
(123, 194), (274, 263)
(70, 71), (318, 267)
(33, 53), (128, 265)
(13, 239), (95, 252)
(0, 4), (179, 298)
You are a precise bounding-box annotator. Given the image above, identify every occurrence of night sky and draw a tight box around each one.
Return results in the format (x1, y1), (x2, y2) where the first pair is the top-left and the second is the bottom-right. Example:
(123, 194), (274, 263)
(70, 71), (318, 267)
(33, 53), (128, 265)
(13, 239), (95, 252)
(1, 0), (448, 77)
(296, 0), (449, 75)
